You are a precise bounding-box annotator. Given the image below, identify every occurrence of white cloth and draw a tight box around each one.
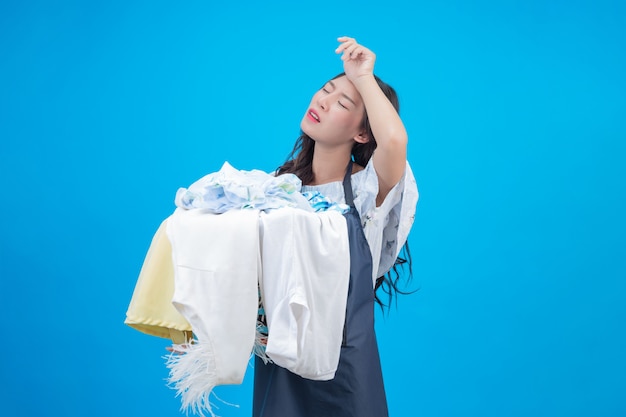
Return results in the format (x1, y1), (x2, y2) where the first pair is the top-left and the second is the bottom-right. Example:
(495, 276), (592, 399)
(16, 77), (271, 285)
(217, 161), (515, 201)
(164, 206), (351, 414)
(301, 159), (419, 283)
(174, 161), (312, 213)
(259, 207), (350, 380)
(166, 208), (260, 416)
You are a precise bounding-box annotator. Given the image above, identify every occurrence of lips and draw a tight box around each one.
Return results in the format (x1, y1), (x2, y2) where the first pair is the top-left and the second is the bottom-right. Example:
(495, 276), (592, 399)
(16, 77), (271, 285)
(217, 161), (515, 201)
(307, 109), (321, 123)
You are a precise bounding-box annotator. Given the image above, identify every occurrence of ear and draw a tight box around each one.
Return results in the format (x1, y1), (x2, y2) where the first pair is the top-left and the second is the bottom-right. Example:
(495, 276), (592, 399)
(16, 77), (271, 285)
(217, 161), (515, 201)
(353, 130), (370, 144)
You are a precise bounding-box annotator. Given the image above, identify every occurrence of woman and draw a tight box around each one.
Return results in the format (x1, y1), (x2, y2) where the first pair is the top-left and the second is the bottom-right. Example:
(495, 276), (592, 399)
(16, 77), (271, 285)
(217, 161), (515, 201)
(253, 36), (418, 417)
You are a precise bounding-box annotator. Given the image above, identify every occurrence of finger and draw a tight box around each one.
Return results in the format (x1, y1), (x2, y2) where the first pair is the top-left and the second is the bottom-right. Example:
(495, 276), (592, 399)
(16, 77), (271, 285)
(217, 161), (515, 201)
(339, 43), (360, 62)
(335, 41), (354, 55)
(341, 45), (365, 62)
(346, 44), (362, 58)
(349, 46), (366, 59)
(337, 36), (355, 43)
(335, 37), (356, 53)
(341, 46), (357, 61)
(166, 344), (191, 354)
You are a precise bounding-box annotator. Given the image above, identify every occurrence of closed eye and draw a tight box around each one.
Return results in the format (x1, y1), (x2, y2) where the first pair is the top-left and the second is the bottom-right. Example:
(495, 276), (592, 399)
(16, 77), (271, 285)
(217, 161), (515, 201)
(338, 101), (348, 109)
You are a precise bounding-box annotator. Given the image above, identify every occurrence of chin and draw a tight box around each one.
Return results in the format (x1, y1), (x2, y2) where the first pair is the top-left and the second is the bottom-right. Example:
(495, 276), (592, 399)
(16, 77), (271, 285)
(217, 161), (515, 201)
(300, 120), (315, 139)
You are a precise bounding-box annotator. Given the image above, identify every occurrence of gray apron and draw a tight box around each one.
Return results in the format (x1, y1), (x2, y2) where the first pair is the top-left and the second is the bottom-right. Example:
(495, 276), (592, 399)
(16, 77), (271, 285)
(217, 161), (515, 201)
(253, 161), (389, 417)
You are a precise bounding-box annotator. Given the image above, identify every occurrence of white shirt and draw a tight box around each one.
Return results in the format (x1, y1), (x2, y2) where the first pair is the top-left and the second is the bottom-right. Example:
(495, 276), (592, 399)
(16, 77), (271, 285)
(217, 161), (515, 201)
(301, 159), (419, 284)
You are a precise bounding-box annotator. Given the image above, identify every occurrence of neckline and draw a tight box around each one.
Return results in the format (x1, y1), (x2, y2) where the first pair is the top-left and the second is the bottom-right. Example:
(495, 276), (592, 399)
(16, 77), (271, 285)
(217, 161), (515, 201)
(302, 168), (366, 188)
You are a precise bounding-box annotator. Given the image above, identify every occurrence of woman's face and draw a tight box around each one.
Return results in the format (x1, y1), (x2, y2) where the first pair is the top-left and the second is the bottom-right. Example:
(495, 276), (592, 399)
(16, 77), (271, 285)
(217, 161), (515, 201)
(300, 75), (366, 147)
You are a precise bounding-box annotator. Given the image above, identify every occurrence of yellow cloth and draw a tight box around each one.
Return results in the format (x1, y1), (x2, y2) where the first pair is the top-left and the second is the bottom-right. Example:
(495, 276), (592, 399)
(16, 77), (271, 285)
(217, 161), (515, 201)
(125, 219), (192, 344)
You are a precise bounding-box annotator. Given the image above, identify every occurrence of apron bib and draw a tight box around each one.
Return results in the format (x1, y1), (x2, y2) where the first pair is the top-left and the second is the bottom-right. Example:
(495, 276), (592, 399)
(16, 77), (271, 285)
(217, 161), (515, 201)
(253, 161), (388, 417)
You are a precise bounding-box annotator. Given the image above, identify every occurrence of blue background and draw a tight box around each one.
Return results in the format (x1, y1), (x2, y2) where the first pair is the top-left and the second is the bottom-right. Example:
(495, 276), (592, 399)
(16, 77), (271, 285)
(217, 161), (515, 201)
(1, 1), (625, 416)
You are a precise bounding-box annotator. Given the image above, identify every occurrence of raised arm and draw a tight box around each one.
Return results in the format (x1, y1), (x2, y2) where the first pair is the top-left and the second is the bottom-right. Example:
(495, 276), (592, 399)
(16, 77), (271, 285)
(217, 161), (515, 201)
(336, 36), (408, 206)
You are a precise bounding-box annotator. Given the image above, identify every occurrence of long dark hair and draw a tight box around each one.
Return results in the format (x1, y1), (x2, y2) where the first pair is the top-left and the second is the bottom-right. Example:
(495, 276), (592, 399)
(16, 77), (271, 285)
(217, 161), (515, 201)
(277, 73), (415, 310)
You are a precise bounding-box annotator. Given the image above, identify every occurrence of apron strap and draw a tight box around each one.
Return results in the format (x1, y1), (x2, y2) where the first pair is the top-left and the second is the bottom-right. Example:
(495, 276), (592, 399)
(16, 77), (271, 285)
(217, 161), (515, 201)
(342, 159), (355, 207)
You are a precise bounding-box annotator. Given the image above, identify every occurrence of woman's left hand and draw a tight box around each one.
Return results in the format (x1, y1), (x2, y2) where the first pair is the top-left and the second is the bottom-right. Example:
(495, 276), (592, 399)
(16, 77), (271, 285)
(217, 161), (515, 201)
(335, 36), (376, 82)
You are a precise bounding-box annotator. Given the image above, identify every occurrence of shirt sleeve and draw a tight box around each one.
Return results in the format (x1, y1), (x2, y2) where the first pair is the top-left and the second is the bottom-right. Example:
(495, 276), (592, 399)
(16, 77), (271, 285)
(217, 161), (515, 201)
(354, 159), (419, 281)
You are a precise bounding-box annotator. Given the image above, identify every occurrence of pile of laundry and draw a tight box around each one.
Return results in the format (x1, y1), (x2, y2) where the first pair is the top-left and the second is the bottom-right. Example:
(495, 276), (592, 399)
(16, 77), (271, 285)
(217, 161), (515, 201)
(174, 161), (349, 214)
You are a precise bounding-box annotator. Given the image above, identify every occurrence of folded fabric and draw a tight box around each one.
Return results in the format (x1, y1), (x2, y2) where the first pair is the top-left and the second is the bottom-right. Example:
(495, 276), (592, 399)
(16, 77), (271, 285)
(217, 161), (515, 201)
(166, 208), (260, 416)
(260, 207), (350, 380)
(174, 161), (313, 213)
(161, 206), (350, 416)
(300, 158), (419, 283)
(124, 219), (192, 344)
(302, 190), (349, 214)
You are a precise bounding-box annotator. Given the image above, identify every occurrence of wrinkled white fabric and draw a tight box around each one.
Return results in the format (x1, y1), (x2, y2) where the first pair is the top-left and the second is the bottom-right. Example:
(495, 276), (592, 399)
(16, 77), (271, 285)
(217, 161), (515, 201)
(166, 208), (259, 415)
(175, 161), (312, 213)
(259, 208), (350, 380)
(301, 159), (419, 283)
(164, 206), (351, 415)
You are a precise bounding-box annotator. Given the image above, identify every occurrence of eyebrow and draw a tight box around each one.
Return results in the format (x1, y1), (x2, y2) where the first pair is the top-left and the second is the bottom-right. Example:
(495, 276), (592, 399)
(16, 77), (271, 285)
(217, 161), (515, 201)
(328, 80), (357, 106)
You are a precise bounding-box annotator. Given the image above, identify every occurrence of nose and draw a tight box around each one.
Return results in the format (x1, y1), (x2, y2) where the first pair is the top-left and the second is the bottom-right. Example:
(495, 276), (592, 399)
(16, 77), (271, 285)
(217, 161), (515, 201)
(317, 92), (329, 111)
